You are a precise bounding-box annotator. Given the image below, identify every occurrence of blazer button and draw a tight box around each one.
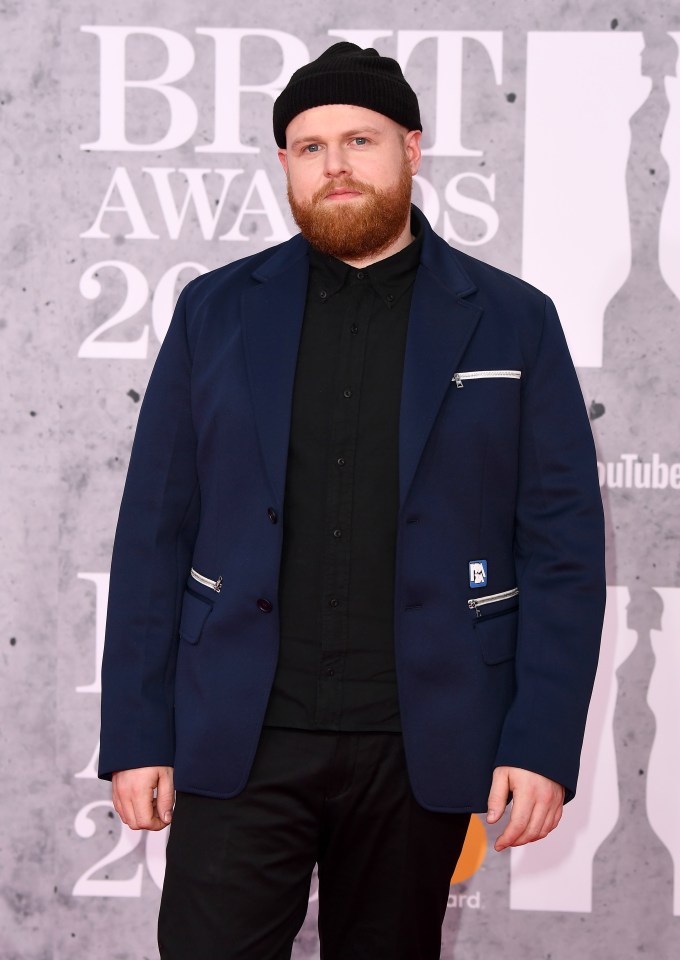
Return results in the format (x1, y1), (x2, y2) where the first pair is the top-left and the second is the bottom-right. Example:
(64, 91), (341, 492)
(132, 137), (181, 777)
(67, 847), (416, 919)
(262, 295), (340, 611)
(256, 598), (273, 613)
(267, 507), (278, 524)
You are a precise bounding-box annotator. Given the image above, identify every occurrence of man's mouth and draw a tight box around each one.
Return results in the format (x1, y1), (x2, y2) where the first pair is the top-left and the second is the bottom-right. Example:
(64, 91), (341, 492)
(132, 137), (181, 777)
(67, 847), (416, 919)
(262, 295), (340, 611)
(324, 187), (363, 200)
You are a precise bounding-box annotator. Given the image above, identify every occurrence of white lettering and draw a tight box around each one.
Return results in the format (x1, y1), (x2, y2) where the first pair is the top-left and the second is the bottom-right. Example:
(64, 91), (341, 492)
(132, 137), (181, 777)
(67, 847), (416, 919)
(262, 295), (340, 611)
(80, 28), (505, 159)
(597, 454), (680, 490)
(143, 167), (242, 240)
(152, 262), (207, 344)
(73, 802), (169, 897)
(78, 262), (150, 360)
(443, 172), (499, 246)
(397, 31), (503, 157)
(83, 167), (294, 243)
(653, 452), (669, 489)
(671, 464), (680, 489)
(447, 890), (481, 908)
(607, 460), (624, 488)
(412, 173), (441, 228)
(634, 460), (651, 489)
(81, 167), (159, 240)
(196, 29), (308, 153)
(74, 738), (100, 780)
(74, 572), (109, 780)
(80, 26), (198, 152)
(621, 452), (636, 488)
(76, 573), (110, 693)
(219, 169), (291, 242)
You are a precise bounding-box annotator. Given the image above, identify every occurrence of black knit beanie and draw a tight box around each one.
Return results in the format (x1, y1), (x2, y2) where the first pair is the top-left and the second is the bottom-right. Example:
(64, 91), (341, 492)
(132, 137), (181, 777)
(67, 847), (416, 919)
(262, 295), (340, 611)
(273, 42), (422, 147)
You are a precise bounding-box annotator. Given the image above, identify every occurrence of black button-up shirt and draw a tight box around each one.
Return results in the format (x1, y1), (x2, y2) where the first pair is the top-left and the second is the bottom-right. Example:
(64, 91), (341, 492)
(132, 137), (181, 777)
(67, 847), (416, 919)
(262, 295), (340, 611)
(263, 215), (423, 732)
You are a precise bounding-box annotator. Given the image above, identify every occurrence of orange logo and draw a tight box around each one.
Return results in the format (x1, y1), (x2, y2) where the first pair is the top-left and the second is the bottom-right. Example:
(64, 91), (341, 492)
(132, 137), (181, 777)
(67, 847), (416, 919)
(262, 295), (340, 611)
(451, 814), (487, 884)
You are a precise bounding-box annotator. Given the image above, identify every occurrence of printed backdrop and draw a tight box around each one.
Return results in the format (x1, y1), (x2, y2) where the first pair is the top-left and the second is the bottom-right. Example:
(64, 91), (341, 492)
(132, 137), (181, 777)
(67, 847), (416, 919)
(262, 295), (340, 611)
(1, 1), (679, 957)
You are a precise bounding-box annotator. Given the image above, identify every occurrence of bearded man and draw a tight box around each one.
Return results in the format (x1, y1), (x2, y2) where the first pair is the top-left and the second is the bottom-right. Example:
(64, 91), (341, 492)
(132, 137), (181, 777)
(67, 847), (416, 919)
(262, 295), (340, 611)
(99, 43), (605, 960)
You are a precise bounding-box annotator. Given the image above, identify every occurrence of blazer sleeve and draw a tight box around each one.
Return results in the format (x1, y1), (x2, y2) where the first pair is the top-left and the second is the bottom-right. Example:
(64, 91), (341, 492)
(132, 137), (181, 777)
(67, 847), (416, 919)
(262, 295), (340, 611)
(98, 286), (200, 779)
(494, 295), (606, 801)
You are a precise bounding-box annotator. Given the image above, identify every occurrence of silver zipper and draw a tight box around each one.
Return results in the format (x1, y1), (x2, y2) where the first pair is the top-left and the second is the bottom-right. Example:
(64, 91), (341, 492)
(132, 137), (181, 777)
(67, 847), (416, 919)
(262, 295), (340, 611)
(468, 587), (519, 617)
(453, 370), (522, 389)
(190, 567), (222, 593)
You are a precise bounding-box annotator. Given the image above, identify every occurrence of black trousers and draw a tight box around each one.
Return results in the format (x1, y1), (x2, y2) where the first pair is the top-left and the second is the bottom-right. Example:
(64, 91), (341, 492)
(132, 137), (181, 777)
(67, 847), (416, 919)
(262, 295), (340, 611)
(158, 728), (471, 960)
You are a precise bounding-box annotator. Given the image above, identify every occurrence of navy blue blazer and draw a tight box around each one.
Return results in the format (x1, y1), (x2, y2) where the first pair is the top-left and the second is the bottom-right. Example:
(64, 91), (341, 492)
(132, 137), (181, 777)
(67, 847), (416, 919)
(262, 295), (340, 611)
(99, 206), (605, 813)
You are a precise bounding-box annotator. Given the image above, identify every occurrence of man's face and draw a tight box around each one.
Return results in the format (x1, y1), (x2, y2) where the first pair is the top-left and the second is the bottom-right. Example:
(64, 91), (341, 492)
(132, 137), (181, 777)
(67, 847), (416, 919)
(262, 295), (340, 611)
(278, 104), (421, 262)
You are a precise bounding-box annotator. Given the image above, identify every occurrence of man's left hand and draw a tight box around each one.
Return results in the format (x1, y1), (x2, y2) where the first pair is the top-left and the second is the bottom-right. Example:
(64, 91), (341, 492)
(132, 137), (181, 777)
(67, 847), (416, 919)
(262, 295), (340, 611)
(486, 766), (565, 851)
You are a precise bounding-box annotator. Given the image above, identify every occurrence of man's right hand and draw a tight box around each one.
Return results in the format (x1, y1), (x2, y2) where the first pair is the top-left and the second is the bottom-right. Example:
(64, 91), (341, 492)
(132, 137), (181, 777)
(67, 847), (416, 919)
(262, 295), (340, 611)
(112, 766), (175, 831)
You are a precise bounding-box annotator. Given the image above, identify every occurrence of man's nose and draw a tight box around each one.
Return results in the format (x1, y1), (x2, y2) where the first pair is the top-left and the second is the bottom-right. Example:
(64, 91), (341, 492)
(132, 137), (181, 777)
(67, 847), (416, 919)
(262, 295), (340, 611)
(324, 145), (352, 179)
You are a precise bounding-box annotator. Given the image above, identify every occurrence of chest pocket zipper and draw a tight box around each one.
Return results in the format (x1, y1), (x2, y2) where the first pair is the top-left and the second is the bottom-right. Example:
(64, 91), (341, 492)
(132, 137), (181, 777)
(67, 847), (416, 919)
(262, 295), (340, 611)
(191, 567), (223, 593)
(468, 587), (519, 617)
(453, 370), (522, 389)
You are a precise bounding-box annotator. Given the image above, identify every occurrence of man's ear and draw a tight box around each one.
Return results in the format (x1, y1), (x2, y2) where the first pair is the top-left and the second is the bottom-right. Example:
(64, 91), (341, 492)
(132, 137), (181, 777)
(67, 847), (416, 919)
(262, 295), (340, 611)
(278, 149), (289, 175)
(404, 130), (422, 175)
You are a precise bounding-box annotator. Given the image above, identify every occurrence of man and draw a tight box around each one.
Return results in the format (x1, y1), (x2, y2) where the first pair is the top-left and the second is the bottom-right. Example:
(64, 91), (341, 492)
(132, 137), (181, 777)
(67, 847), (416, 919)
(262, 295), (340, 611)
(99, 43), (606, 959)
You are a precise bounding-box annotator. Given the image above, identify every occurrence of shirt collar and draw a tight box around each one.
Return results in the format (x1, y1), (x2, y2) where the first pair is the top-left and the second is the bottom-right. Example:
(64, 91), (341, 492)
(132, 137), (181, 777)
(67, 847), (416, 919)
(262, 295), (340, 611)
(308, 209), (423, 307)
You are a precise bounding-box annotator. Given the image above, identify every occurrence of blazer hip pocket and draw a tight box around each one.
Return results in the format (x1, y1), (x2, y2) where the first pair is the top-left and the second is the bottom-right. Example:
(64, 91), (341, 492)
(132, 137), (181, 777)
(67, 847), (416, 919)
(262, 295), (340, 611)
(474, 607), (518, 665)
(469, 588), (519, 665)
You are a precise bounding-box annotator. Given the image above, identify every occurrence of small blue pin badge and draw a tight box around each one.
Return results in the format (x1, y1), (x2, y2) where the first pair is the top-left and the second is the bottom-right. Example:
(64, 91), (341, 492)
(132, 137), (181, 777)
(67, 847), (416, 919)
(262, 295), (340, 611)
(469, 560), (488, 588)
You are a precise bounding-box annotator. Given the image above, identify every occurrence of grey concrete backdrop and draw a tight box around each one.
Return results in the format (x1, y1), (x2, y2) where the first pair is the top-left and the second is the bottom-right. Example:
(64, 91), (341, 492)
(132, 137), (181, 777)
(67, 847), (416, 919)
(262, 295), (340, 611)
(1, 1), (679, 958)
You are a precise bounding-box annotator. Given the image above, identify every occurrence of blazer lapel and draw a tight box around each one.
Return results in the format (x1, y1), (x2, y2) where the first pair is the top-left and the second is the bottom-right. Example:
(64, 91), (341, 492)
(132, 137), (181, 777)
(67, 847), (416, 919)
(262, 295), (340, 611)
(399, 225), (482, 508)
(241, 214), (481, 511)
(242, 236), (309, 505)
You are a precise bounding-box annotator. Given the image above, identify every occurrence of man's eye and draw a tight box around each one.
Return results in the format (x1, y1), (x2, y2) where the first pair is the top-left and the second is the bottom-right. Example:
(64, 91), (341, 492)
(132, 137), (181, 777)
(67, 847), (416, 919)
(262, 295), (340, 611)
(353, 137), (367, 146)
(305, 144), (320, 153)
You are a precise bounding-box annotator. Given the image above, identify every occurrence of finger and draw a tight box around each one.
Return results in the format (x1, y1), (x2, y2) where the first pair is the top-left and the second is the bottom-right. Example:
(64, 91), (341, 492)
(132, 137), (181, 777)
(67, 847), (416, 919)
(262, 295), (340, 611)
(156, 768), (175, 825)
(129, 781), (161, 830)
(486, 767), (510, 824)
(495, 798), (533, 851)
(142, 799), (167, 833)
(494, 776), (540, 850)
(531, 789), (564, 842)
(504, 802), (551, 848)
(112, 768), (173, 830)
(535, 800), (564, 842)
(524, 798), (563, 845)
(146, 800), (169, 831)
(498, 788), (564, 849)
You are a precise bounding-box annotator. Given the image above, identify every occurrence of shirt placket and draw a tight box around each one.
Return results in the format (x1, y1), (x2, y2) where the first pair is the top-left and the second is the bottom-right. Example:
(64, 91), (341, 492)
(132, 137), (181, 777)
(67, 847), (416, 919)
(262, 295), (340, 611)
(315, 274), (372, 728)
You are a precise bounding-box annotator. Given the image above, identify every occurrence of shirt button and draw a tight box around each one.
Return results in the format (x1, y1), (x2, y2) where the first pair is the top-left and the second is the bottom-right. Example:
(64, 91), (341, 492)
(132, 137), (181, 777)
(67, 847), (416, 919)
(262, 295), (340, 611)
(267, 507), (278, 524)
(333, 529), (342, 539)
(343, 388), (352, 398)
(320, 290), (327, 300)
(326, 668), (335, 677)
(329, 598), (339, 608)
(256, 598), (273, 613)
(350, 324), (359, 335)
(337, 457), (345, 466)
(387, 294), (395, 303)
(356, 271), (364, 280)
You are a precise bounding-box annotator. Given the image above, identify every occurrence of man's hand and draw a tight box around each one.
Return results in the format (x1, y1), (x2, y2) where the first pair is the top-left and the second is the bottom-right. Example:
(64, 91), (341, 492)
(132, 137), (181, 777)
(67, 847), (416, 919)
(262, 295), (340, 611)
(486, 766), (564, 851)
(112, 766), (175, 831)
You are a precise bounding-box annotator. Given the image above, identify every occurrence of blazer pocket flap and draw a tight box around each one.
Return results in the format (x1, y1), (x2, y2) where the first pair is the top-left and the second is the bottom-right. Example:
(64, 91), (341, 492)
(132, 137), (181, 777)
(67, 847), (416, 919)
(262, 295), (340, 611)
(179, 590), (213, 645)
(476, 608), (518, 665)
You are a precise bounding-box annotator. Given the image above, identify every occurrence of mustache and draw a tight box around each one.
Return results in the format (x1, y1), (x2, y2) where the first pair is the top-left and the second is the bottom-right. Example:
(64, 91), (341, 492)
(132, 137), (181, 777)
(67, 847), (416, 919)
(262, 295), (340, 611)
(312, 178), (375, 203)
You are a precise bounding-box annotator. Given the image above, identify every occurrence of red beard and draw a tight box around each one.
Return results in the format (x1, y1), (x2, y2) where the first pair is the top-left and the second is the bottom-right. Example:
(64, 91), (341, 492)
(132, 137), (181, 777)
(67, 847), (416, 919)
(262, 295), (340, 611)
(287, 157), (413, 262)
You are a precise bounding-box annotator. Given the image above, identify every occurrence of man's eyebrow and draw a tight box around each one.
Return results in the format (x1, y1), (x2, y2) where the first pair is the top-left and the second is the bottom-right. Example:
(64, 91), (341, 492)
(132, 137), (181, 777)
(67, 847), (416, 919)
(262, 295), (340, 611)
(343, 127), (383, 137)
(289, 127), (384, 149)
(289, 135), (323, 149)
